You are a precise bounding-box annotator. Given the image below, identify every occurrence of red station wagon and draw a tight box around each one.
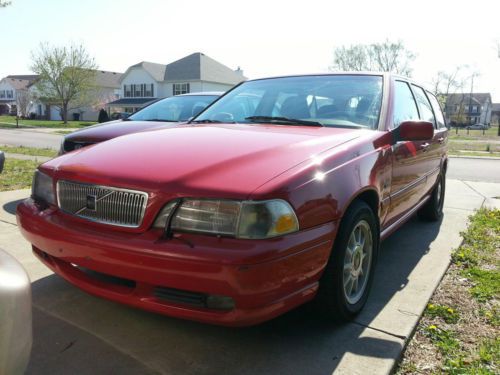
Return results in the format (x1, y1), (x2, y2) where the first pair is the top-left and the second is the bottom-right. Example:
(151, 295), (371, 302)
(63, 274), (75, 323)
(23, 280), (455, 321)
(17, 73), (448, 326)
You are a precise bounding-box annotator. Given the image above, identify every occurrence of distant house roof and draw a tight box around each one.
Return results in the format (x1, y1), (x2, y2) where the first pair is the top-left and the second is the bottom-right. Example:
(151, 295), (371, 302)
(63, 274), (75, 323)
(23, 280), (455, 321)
(92, 70), (122, 88)
(126, 61), (168, 82)
(123, 53), (246, 85)
(6, 74), (39, 82)
(164, 52), (246, 84)
(445, 93), (492, 107)
(1, 75), (39, 90)
(492, 103), (500, 112)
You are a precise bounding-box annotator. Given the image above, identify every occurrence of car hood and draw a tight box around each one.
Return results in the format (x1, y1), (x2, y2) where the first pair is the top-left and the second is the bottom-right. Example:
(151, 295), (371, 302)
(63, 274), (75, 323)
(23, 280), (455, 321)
(65, 120), (174, 143)
(46, 124), (362, 198)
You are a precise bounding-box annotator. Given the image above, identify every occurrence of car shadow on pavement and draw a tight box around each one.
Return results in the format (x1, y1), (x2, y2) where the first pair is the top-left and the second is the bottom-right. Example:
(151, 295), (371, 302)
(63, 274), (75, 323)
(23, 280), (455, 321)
(3, 198), (25, 215)
(28, 215), (442, 375)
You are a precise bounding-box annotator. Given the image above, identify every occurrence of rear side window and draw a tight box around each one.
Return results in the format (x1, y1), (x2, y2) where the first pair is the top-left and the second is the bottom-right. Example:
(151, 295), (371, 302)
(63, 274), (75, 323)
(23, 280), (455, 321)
(392, 81), (419, 128)
(426, 92), (446, 129)
(411, 85), (436, 127)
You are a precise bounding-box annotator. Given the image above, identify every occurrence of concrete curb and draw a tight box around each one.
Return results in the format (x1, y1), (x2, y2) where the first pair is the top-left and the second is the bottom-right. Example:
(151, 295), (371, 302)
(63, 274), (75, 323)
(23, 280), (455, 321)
(449, 155), (500, 160)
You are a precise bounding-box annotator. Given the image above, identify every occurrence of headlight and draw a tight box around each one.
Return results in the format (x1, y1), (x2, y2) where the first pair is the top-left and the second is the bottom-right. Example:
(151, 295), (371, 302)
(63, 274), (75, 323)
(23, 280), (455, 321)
(153, 199), (299, 239)
(58, 138), (66, 155)
(32, 170), (55, 205)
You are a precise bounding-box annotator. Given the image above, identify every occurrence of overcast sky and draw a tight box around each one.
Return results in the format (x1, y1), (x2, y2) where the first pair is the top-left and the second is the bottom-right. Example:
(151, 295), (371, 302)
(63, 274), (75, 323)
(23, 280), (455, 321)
(1, 0), (500, 100)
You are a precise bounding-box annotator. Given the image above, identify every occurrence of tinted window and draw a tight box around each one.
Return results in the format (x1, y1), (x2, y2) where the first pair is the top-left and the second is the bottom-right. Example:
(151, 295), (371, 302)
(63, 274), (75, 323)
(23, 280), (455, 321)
(129, 95), (218, 122)
(194, 75), (384, 129)
(411, 85), (436, 127)
(426, 92), (446, 129)
(392, 81), (419, 128)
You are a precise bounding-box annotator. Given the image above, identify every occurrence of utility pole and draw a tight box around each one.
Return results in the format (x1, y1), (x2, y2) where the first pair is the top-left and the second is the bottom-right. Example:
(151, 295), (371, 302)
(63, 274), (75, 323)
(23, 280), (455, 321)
(468, 74), (474, 126)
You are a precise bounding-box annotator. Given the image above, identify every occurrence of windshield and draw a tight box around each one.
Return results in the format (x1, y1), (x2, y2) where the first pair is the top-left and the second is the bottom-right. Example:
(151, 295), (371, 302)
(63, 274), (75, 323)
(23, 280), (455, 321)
(193, 75), (383, 129)
(129, 95), (219, 122)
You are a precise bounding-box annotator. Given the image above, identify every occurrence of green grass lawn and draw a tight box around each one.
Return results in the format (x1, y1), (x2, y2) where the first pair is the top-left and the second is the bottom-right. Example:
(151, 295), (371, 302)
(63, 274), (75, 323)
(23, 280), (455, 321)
(0, 145), (58, 158)
(399, 208), (500, 374)
(448, 124), (499, 140)
(0, 159), (39, 191)
(0, 115), (95, 128)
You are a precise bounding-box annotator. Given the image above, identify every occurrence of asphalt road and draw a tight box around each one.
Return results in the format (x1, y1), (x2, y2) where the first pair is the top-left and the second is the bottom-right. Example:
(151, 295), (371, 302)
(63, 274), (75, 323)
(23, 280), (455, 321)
(447, 157), (500, 183)
(0, 128), (62, 150)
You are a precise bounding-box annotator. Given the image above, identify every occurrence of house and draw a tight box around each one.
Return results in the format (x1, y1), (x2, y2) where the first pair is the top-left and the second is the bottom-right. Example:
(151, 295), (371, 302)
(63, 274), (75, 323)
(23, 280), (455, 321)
(0, 75), (39, 115)
(107, 52), (246, 113)
(491, 103), (500, 125)
(32, 70), (123, 122)
(444, 93), (492, 126)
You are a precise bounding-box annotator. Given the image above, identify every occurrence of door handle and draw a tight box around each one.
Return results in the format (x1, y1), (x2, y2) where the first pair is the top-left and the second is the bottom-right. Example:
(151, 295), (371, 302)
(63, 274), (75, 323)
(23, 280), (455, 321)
(437, 137), (444, 144)
(420, 142), (430, 151)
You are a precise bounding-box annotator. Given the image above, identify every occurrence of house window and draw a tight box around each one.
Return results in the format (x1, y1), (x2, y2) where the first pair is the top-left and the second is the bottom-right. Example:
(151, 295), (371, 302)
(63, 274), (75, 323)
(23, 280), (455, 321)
(124, 85), (132, 98)
(464, 105), (469, 112)
(124, 83), (154, 98)
(6, 90), (13, 99)
(472, 105), (478, 112)
(0, 90), (4, 99)
(173, 83), (190, 96)
(144, 84), (154, 97)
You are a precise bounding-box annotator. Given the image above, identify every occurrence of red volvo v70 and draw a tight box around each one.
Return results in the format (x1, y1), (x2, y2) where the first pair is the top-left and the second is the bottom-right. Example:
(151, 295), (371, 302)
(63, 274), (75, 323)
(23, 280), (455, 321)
(17, 73), (447, 326)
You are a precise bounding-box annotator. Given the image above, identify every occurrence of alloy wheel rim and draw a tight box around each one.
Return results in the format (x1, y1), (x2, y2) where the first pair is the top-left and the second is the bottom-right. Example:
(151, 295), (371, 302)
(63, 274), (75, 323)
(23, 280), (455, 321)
(436, 179), (442, 205)
(343, 220), (373, 305)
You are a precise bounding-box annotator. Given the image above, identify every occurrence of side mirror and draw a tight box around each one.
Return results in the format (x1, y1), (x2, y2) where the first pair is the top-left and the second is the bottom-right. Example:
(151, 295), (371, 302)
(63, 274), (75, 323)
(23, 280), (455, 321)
(396, 120), (434, 142)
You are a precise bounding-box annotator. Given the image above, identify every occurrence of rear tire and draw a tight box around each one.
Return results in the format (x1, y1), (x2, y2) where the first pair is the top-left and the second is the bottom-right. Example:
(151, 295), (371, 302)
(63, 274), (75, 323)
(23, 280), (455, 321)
(418, 169), (445, 221)
(315, 200), (378, 322)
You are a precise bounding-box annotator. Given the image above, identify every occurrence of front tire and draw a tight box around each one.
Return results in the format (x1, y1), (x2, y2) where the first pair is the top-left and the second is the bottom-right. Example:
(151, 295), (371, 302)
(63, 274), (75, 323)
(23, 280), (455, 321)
(418, 169), (445, 221)
(316, 200), (378, 322)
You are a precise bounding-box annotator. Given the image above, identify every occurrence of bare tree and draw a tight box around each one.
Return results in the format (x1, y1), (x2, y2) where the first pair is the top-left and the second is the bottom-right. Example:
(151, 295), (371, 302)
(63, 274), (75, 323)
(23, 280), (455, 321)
(431, 66), (467, 108)
(0, 1), (11, 8)
(30, 43), (98, 124)
(15, 89), (34, 118)
(330, 45), (374, 71)
(330, 39), (415, 76)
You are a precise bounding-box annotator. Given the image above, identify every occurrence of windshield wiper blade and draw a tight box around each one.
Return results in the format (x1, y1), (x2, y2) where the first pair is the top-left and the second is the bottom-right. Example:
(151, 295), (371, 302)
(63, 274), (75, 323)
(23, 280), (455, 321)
(142, 119), (177, 122)
(190, 119), (223, 123)
(245, 116), (323, 127)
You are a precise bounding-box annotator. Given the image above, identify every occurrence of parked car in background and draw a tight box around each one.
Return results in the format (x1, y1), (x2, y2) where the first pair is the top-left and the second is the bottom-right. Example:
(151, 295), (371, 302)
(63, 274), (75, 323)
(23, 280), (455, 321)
(0, 248), (32, 374)
(466, 123), (487, 130)
(60, 92), (222, 154)
(110, 112), (132, 120)
(18, 73), (447, 326)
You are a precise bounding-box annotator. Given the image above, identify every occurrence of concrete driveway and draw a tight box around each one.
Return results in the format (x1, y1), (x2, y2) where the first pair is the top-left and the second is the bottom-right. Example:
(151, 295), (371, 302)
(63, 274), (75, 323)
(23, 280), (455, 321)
(0, 178), (498, 375)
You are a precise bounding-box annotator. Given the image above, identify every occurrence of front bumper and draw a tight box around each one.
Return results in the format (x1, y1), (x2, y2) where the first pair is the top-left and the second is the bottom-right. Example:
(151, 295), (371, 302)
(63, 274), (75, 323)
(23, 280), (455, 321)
(17, 199), (336, 326)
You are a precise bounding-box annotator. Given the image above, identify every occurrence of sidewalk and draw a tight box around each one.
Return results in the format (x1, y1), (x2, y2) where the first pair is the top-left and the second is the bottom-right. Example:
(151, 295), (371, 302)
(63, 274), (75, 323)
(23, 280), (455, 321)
(0, 180), (498, 374)
(3, 152), (52, 162)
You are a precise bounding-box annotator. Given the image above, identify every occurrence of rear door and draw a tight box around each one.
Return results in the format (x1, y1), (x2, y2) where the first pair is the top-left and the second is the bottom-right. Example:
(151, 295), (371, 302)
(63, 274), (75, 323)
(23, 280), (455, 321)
(411, 85), (443, 192)
(426, 90), (448, 181)
(386, 80), (430, 225)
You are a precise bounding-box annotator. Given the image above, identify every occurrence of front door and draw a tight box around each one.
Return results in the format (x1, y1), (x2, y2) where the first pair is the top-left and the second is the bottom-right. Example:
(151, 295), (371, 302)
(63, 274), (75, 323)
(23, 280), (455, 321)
(385, 80), (431, 226)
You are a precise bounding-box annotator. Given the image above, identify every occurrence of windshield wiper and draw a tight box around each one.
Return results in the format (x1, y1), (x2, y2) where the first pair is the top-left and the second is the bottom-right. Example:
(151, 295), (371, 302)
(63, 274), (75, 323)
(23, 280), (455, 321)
(245, 116), (323, 127)
(141, 119), (177, 122)
(190, 119), (223, 124)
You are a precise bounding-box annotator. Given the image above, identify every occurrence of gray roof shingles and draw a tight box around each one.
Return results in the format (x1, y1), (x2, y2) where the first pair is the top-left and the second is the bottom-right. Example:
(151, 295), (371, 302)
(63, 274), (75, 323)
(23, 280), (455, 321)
(445, 93), (492, 107)
(128, 53), (246, 85)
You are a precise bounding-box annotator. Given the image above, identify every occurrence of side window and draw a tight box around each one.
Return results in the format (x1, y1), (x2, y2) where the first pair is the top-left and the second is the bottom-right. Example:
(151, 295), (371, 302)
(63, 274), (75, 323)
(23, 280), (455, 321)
(411, 85), (436, 127)
(426, 92), (446, 129)
(393, 81), (419, 128)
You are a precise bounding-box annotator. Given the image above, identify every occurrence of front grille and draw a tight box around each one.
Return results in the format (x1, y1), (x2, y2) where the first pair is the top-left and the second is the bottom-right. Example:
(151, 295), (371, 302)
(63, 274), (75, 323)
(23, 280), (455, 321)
(153, 286), (208, 308)
(57, 180), (148, 227)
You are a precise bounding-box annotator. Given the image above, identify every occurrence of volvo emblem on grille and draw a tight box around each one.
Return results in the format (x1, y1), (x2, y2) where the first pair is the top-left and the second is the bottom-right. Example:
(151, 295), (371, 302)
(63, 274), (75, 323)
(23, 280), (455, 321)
(86, 195), (97, 211)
